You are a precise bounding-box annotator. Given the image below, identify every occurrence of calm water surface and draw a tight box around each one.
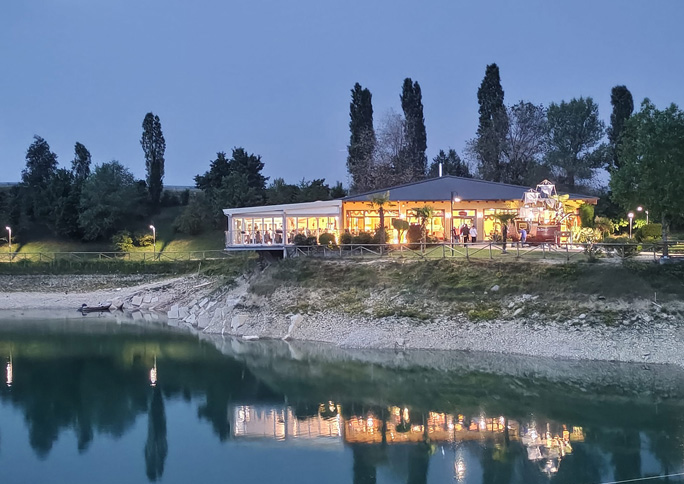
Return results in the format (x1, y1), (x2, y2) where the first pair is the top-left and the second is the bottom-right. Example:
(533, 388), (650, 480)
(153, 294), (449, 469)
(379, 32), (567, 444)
(1, 316), (683, 484)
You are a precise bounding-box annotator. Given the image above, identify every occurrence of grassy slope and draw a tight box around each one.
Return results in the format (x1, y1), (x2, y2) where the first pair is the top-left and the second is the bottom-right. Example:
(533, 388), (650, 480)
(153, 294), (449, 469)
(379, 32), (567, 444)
(4, 206), (225, 254)
(250, 258), (684, 322)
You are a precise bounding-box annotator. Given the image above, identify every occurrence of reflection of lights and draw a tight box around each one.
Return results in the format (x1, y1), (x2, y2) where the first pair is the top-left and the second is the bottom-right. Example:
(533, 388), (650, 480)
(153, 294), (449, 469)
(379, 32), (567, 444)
(403, 407), (410, 422)
(479, 418), (486, 430)
(149, 356), (157, 387)
(6, 355), (12, 387)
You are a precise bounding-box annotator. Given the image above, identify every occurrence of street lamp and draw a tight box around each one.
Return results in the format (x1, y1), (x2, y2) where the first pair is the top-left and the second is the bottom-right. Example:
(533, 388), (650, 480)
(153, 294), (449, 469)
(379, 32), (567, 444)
(627, 212), (634, 239)
(149, 225), (156, 257)
(637, 206), (649, 224)
(5, 227), (10, 254)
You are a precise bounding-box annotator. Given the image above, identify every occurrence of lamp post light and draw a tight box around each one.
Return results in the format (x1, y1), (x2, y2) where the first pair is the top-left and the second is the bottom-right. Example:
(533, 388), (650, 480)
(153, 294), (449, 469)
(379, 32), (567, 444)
(628, 212), (634, 239)
(451, 192), (461, 243)
(637, 206), (650, 224)
(149, 225), (156, 258)
(5, 226), (10, 256)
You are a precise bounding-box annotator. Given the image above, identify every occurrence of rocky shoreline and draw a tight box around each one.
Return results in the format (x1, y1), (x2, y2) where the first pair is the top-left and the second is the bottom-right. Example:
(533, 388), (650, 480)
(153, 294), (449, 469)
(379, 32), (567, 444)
(1, 272), (683, 367)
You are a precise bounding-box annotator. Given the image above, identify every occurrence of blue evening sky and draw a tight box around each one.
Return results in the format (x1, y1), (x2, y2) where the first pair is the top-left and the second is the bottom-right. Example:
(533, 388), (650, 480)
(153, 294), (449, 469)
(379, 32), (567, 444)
(1, 0), (682, 187)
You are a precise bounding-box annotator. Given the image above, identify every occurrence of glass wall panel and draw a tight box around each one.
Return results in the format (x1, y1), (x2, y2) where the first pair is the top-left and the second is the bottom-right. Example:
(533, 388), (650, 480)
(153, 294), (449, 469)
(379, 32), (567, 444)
(231, 217), (281, 245)
(406, 209), (446, 241)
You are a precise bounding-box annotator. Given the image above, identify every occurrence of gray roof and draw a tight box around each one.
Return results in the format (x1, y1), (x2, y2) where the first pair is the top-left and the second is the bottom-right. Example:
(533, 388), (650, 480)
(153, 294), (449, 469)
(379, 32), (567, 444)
(343, 176), (597, 202)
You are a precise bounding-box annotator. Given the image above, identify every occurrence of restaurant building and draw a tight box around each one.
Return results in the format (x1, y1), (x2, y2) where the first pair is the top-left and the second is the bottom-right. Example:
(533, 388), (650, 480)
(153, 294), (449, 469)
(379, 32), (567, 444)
(223, 176), (597, 251)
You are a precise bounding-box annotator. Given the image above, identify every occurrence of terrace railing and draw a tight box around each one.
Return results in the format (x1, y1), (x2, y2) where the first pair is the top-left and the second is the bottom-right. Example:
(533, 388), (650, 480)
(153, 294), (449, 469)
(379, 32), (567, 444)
(286, 241), (684, 263)
(0, 250), (231, 264)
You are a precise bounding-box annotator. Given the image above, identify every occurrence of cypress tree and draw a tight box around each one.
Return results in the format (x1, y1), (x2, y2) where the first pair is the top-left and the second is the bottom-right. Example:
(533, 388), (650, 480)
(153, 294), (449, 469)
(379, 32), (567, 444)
(141, 112), (166, 212)
(607, 85), (634, 171)
(475, 64), (508, 182)
(347, 83), (375, 193)
(72, 142), (92, 182)
(400, 78), (427, 181)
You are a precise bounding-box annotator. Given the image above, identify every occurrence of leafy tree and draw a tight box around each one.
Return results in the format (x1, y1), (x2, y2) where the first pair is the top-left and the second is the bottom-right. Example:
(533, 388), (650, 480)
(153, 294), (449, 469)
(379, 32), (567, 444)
(607, 85), (634, 171)
(400, 78), (427, 181)
(195, 148), (267, 223)
(173, 192), (211, 235)
(372, 109), (411, 188)
(347, 83), (376, 193)
(427, 149), (471, 178)
(473, 64), (508, 182)
(610, 99), (684, 257)
(45, 168), (80, 237)
(298, 178), (332, 202)
(195, 152), (231, 191)
(78, 161), (145, 240)
(392, 218), (409, 243)
(141, 113), (166, 211)
(545, 97), (608, 190)
(502, 101), (547, 185)
(266, 178), (300, 205)
(72, 142), (92, 182)
(330, 181), (347, 199)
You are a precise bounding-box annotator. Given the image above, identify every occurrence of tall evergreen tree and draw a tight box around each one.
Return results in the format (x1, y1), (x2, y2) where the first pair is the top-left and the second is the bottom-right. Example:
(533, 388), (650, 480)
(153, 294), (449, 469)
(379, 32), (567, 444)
(21, 135), (59, 221)
(474, 64), (509, 182)
(400, 78), (427, 181)
(72, 142), (92, 182)
(427, 149), (471, 178)
(347, 83), (376, 193)
(546, 97), (607, 190)
(607, 85), (634, 171)
(141, 112), (166, 211)
(21, 135), (58, 189)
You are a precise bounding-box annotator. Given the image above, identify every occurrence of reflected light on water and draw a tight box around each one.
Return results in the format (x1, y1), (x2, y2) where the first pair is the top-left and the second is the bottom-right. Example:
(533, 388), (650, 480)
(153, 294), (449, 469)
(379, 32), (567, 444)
(6, 355), (12, 387)
(149, 357), (157, 387)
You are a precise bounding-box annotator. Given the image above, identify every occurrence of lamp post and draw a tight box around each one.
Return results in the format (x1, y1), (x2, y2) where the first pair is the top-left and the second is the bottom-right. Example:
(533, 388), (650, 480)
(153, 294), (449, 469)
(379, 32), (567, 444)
(451, 192), (461, 243)
(628, 212), (634, 239)
(149, 225), (156, 258)
(5, 227), (10, 255)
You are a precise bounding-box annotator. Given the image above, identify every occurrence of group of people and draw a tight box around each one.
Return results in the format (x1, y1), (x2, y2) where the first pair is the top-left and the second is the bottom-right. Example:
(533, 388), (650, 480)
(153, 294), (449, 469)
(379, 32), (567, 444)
(453, 223), (478, 243)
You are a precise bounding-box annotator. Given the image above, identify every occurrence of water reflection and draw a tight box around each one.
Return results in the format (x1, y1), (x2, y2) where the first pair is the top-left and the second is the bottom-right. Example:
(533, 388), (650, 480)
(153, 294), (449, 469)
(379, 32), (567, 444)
(0, 322), (683, 484)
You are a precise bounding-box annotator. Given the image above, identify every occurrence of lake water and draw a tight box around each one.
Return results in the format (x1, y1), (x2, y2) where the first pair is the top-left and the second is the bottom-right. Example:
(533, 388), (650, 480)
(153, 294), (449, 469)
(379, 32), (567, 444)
(1, 315), (684, 484)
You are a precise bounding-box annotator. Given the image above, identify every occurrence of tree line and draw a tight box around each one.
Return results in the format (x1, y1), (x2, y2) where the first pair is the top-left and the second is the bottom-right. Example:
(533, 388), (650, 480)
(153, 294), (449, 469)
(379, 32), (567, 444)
(1, 112), (168, 242)
(347, 65), (684, 239)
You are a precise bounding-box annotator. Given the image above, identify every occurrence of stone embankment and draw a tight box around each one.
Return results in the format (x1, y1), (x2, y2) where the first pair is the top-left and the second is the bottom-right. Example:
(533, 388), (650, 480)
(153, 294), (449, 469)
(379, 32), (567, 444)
(155, 275), (684, 367)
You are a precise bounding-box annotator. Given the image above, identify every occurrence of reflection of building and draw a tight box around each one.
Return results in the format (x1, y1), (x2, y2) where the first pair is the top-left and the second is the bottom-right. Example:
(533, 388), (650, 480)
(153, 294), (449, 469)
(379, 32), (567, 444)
(229, 401), (583, 475)
(230, 403), (343, 448)
(223, 177), (597, 251)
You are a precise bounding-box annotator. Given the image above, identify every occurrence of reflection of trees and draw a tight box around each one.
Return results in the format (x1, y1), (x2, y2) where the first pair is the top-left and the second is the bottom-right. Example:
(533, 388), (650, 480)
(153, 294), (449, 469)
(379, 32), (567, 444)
(144, 386), (168, 482)
(551, 444), (603, 484)
(352, 444), (386, 484)
(407, 444), (430, 484)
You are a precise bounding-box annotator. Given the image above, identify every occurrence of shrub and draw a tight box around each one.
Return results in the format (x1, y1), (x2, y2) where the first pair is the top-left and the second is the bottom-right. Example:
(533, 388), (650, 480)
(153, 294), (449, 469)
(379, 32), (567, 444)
(340, 231), (352, 245)
(594, 216), (614, 238)
(133, 233), (154, 247)
(635, 223), (662, 242)
(351, 232), (373, 244)
(293, 233), (316, 246)
(578, 203), (595, 228)
(112, 231), (133, 252)
(406, 224), (422, 247)
(318, 232), (336, 247)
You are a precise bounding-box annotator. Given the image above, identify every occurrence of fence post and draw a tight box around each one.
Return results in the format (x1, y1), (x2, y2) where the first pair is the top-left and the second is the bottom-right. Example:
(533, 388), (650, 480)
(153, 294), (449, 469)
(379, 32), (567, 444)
(542, 244), (546, 259)
(442, 244), (445, 259)
(566, 244), (569, 262)
(489, 243), (493, 260)
(516, 244), (520, 258)
(466, 244), (469, 261)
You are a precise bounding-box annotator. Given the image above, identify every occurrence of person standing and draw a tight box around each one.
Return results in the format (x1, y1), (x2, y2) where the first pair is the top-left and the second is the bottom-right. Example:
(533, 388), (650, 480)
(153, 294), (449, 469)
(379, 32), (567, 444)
(470, 225), (478, 243)
(461, 224), (469, 244)
(520, 227), (527, 246)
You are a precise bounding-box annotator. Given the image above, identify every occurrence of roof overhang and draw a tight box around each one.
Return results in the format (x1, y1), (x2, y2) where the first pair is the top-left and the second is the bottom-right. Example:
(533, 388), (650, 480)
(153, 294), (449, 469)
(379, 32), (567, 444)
(224, 199), (343, 218)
